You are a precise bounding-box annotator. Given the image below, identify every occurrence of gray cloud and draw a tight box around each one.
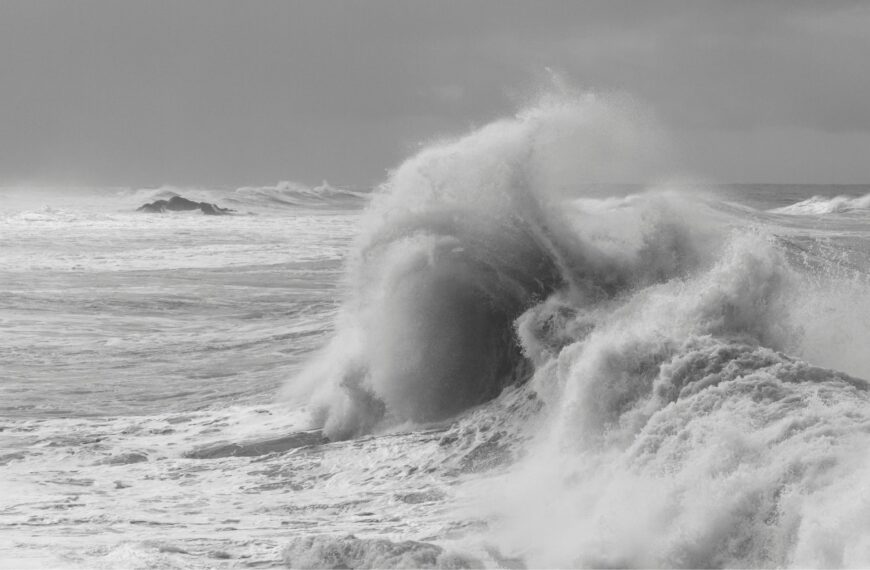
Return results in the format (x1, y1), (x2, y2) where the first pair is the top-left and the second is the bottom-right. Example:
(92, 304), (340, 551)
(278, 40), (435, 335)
(0, 0), (868, 186)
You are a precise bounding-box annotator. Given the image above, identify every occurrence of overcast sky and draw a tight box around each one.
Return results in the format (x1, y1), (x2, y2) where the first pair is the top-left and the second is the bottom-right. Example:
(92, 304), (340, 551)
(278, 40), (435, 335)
(1, 1), (869, 187)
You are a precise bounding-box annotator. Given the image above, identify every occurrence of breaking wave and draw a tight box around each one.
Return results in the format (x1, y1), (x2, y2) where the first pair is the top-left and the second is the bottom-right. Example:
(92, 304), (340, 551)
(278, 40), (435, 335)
(230, 180), (369, 210)
(133, 181), (368, 213)
(772, 192), (870, 215)
(294, 94), (698, 439)
(288, 92), (870, 567)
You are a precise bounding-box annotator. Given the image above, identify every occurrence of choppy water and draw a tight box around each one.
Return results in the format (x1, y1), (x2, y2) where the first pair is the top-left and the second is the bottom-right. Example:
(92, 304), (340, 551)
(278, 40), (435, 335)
(3, 98), (870, 569)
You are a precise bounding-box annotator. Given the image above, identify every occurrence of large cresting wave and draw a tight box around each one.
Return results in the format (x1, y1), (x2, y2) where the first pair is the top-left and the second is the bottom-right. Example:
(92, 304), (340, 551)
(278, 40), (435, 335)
(289, 92), (870, 567)
(294, 93), (692, 439)
(294, 94), (712, 437)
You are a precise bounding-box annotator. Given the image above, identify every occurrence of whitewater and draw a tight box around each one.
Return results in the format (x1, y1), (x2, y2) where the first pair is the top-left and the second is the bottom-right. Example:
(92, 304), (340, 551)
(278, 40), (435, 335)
(2, 95), (870, 568)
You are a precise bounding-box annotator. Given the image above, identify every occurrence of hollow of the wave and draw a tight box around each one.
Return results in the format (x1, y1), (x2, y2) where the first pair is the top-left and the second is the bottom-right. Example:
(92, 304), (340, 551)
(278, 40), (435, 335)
(368, 257), (525, 423)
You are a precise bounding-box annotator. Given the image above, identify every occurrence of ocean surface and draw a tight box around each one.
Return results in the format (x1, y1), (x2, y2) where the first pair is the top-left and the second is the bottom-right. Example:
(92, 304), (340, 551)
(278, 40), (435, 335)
(3, 103), (870, 569)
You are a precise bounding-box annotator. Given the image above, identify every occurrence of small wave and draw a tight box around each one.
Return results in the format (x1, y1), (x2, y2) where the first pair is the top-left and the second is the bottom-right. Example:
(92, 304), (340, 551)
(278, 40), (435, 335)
(183, 430), (326, 459)
(283, 534), (481, 569)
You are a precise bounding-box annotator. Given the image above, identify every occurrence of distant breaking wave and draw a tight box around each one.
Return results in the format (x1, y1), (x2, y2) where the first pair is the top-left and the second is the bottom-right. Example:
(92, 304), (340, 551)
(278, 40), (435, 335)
(229, 181), (370, 211)
(0, 181), (370, 218)
(289, 93), (870, 567)
(131, 181), (369, 213)
(772, 192), (870, 215)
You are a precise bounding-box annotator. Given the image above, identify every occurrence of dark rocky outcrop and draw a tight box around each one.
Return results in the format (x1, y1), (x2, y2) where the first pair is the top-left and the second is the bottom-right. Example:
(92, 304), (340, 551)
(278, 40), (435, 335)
(137, 195), (235, 215)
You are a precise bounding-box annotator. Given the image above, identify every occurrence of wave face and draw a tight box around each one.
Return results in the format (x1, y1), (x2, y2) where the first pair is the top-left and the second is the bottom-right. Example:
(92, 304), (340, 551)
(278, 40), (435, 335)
(290, 93), (870, 567)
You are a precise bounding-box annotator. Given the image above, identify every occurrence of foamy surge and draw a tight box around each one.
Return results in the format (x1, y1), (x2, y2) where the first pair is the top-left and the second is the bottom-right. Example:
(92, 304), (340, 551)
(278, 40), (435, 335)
(291, 93), (870, 567)
(490, 228), (870, 567)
